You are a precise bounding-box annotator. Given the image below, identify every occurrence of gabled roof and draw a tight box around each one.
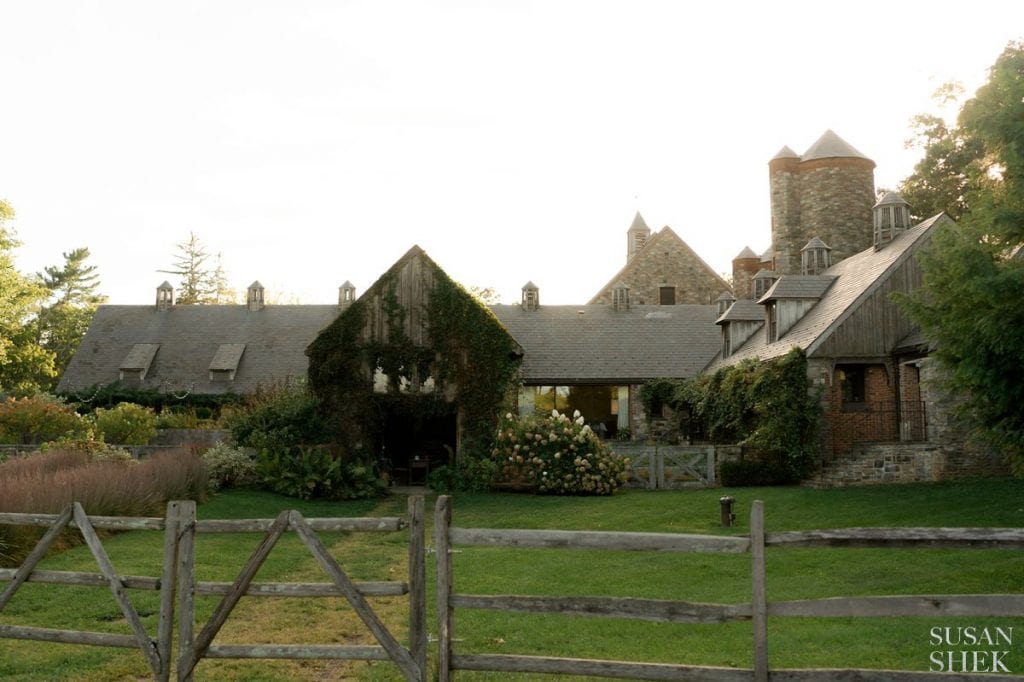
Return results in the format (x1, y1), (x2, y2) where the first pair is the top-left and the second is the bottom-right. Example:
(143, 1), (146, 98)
(589, 226), (731, 304)
(708, 213), (950, 369)
(734, 246), (759, 260)
(58, 305), (341, 395)
(490, 304), (721, 383)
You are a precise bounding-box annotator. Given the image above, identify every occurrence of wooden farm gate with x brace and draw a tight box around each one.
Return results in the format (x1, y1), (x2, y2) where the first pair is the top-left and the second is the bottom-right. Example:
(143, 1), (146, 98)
(0, 497), (428, 681)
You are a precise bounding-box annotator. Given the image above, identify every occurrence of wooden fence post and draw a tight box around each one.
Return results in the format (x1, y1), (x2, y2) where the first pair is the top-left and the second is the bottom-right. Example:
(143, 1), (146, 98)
(435, 495), (453, 682)
(751, 499), (768, 682)
(408, 495), (427, 680)
(176, 500), (197, 682)
(705, 447), (716, 487)
(156, 501), (181, 682)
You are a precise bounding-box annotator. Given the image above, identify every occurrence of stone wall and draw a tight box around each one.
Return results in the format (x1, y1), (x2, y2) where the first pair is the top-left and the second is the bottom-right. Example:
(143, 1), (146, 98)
(806, 441), (1011, 488)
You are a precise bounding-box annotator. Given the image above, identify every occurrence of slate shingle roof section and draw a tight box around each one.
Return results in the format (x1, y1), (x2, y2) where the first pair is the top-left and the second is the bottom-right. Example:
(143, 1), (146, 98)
(209, 344), (246, 372)
(58, 305), (341, 395)
(490, 303), (721, 383)
(801, 129), (871, 161)
(716, 299), (763, 324)
(708, 213), (949, 370)
(758, 275), (835, 302)
(120, 344), (160, 372)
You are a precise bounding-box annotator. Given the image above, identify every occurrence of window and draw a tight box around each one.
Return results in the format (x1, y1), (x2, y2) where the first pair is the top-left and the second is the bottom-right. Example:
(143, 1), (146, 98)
(722, 324), (731, 358)
(839, 365), (866, 407)
(659, 286), (676, 305)
(766, 302), (778, 342)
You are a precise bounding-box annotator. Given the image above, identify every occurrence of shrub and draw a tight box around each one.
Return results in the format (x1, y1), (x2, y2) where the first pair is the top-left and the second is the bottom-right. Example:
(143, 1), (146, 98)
(720, 458), (796, 487)
(256, 445), (384, 500)
(0, 447), (206, 565)
(493, 409), (630, 495)
(156, 407), (200, 430)
(228, 383), (327, 453)
(427, 458), (499, 493)
(202, 442), (258, 493)
(0, 395), (92, 445)
(93, 402), (158, 445)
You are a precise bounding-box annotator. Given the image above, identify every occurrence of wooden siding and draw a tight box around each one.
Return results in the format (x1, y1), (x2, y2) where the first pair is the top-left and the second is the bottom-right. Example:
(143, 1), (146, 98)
(814, 253), (923, 358)
(362, 250), (436, 347)
(776, 299), (817, 339)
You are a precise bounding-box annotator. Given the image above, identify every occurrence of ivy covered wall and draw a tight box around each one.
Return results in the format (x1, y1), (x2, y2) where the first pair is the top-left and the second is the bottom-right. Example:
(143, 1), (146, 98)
(306, 246), (521, 462)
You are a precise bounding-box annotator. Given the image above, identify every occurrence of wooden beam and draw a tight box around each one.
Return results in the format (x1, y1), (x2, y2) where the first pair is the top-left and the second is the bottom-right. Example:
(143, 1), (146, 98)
(450, 594), (750, 623)
(751, 500), (768, 682)
(453, 654), (753, 681)
(448, 527), (750, 553)
(435, 495), (454, 682)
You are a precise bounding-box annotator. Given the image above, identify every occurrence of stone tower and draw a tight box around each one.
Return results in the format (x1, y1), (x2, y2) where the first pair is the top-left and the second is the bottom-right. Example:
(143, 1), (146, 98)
(768, 130), (876, 275)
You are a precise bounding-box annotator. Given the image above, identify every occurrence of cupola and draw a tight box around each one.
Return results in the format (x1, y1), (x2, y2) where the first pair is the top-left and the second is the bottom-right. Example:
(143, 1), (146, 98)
(246, 281), (265, 312)
(873, 191), (912, 248)
(752, 269), (778, 301)
(338, 280), (356, 308)
(800, 237), (832, 275)
(156, 281), (174, 311)
(521, 281), (540, 311)
(626, 211), (652, 261)
(715, 291), (736, 316)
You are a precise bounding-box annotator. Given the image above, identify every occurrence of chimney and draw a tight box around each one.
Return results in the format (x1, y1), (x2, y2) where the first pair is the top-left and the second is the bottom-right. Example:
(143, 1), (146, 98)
(156, 281), (174, 311)
(521, 281), (540, 311)
(246, 281), (265, 311)
(339, 280), (357, 309)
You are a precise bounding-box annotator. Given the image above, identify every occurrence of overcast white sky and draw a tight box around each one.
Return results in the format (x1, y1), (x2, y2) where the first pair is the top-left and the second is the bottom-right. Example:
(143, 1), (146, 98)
(3, 2), (1021, 305)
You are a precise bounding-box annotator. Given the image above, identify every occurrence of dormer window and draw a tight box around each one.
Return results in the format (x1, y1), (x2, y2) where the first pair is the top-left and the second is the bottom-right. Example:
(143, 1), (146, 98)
(209, 344), (245, 382)
(119, 343), (160, 383)
(722, 324), (732, 357)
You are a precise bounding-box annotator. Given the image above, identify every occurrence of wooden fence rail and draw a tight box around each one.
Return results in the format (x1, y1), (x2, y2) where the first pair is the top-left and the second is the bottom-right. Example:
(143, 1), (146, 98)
(0, 497), (427, 682)
(434, 495), (1024, 682)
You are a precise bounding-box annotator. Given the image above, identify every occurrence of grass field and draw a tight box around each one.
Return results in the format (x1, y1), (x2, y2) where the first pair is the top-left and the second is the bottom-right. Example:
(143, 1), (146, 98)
(0, 478), (1022, 680)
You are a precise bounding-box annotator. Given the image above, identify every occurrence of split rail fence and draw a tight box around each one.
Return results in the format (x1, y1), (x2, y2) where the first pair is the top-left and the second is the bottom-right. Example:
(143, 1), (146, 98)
(434, 495), (1024, 681)
(2, 495), (1023, 680)
(0, 497), (427, 681)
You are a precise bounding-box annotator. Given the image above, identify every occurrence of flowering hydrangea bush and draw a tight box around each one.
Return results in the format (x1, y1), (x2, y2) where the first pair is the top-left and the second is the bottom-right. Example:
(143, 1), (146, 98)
(492, 409), (630, 495)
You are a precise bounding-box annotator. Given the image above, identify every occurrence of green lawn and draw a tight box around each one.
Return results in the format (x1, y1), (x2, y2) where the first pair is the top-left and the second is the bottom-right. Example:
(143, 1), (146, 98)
(0, 479), (1021, 680)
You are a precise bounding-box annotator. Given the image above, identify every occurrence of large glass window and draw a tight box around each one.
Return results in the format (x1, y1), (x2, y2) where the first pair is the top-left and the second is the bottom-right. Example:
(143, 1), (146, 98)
(519, 385), (630, 438)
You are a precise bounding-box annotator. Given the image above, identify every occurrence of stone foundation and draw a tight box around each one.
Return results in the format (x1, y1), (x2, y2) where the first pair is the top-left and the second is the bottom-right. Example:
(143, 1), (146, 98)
(807, 441), (1011, 488)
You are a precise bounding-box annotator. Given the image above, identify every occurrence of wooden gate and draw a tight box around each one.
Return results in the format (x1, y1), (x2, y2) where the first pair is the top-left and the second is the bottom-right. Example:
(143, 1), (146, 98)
(0, 501), (179, 680)
(623, 444), (716, 489)
(174, 497), (426, 681)
(0, 497), (427, 682)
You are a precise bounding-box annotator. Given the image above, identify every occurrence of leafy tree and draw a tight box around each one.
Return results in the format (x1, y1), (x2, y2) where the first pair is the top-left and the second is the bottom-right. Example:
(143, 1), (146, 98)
(35, 247), (107, 385)
(0, 200), (55, 395)
(159, 232), (227, 304)
(898, 42), (1024, 473)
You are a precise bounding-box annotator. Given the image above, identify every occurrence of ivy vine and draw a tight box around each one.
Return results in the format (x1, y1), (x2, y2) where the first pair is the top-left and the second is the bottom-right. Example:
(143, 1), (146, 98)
(306, 252), (521, 462)
(640, 348), (821, 479)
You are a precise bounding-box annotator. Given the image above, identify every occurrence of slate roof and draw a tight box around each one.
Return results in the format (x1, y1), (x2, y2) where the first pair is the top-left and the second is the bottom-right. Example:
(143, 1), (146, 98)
(758, 275), (835, 302)
(490, 303), (721, 383)
(716, 299), (763, 324)
(589, 226), (731, 304)
(57, 304), (341, 395)
(708, 213), (949, 369)
(734, 246), (759, 260)
(801, 129), (871, 161)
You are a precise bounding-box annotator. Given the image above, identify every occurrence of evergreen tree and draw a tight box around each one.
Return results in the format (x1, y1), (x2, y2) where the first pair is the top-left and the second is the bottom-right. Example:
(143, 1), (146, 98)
(35, 247), (107, 385)
(898, 42), (1024, 473)
(159, 232), (218, 304)
(0, 200), (56, 395)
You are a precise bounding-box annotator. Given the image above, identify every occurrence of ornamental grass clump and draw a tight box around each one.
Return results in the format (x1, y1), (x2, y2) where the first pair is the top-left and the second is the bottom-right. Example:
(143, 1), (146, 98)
(493, 409), (630, 495)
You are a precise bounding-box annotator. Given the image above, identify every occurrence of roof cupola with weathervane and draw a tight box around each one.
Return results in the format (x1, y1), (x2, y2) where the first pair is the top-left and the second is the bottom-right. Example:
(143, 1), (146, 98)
(338, 280), (357, 309)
